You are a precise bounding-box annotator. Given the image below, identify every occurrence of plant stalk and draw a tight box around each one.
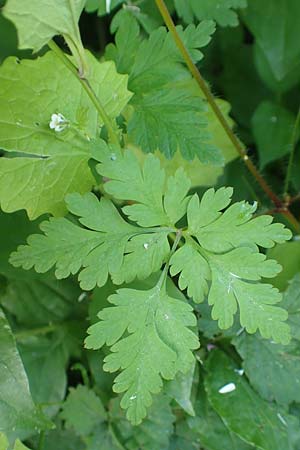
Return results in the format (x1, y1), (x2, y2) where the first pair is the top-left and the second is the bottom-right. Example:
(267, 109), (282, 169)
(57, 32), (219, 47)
(48, 40), (120, 146)
(284, 104), (300, 195)
(155, 0), (300, 233)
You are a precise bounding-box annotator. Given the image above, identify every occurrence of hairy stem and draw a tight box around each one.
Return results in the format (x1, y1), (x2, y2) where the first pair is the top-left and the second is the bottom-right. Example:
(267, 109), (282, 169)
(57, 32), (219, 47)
(48, 39), (120, 145)
(284, 104), (300, 195)
(155, 0), (300, 233)
(14, 323), (60, 340)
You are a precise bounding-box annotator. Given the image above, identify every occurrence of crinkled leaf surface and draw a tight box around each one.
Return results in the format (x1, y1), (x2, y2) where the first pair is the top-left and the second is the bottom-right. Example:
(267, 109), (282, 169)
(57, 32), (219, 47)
(0, 50), (131, 218)
(282, 274), (300, 341)
(9, 191), (170, 290)
(174, 0), (247, 27)
(3, 0), (85, 52)
(205, 350), (297, 450)
(106, 13), (222, 163)
(110, 394), (175, 450)
(85, 285), (199, 424)
(0, 310), (52, 439)
(234, 333), (300, 405)
(60, 385), (106, 436)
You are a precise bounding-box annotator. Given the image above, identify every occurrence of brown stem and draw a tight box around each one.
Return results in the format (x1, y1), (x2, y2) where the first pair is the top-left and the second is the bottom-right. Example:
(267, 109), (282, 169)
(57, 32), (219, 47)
(155, 0), (300, 233)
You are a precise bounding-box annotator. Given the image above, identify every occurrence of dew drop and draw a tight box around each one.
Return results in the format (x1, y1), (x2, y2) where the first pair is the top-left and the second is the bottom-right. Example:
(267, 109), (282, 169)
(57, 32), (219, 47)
(218, 382), (236, 394)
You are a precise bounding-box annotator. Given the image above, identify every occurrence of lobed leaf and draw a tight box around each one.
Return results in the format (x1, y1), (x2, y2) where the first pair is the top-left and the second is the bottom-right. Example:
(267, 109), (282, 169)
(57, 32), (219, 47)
(106, 14), (222, 163)
(174, 0), (247, 27)
(3, 0), (85, 52)
(85, 285), (199, 424)
(60, 385), (106, 436)
(9, 192), (170, 290)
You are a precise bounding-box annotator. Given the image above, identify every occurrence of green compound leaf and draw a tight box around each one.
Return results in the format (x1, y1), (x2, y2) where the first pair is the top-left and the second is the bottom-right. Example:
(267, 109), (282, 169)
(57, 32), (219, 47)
(170, 187), (291, 343)
(96, 144), (191, 227)
(0, 50), (132, 219)
(174, 0), (247, 27)
(60, 385), (106, 436)
(85, 285), (199, 424)
(3, 0), (85, 52)
(9, 191), (170, 290)
(0, 310), (52, 439)
(106, 14), (222, 163)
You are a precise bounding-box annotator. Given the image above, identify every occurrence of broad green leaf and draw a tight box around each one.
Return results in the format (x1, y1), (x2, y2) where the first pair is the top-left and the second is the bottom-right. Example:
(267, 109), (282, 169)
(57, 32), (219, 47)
(243, 0), (300, 91)
(252, 101), (296, 168)
(9, 192), (170, 290)
(0, 434), (32, 450)
(267, 241), (300, 291)
(3, 0), (85, 52)
(18, 334), (68, 419)
(60, 385), (106, 436)
(174, 0), (247, 27)
(0, 50), (131, 218)
(106, 15), (222, 163)
(188, 387), (254, 450)
(282, 274), (300, 341)
(0, 433), (8, 450)
(0, 209), (41, 278)
(1, 276), (80, 326)
(13, 441), (32, 450)
(85, 285), (199, 424)
(234, 333), (300, 405)
(28, 428), (85, 450)
(84, 424), (124, 450)
(0, 310), (52, 439)
(110, 394), (175, 450)
(205, 350), (297, 450)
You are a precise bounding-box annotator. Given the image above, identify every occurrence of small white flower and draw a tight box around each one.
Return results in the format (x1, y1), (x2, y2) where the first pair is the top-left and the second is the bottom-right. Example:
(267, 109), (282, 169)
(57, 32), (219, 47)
(106, 0), (112, 13)
(218, 382), (236, 394)
(49, 113), (68, 132)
